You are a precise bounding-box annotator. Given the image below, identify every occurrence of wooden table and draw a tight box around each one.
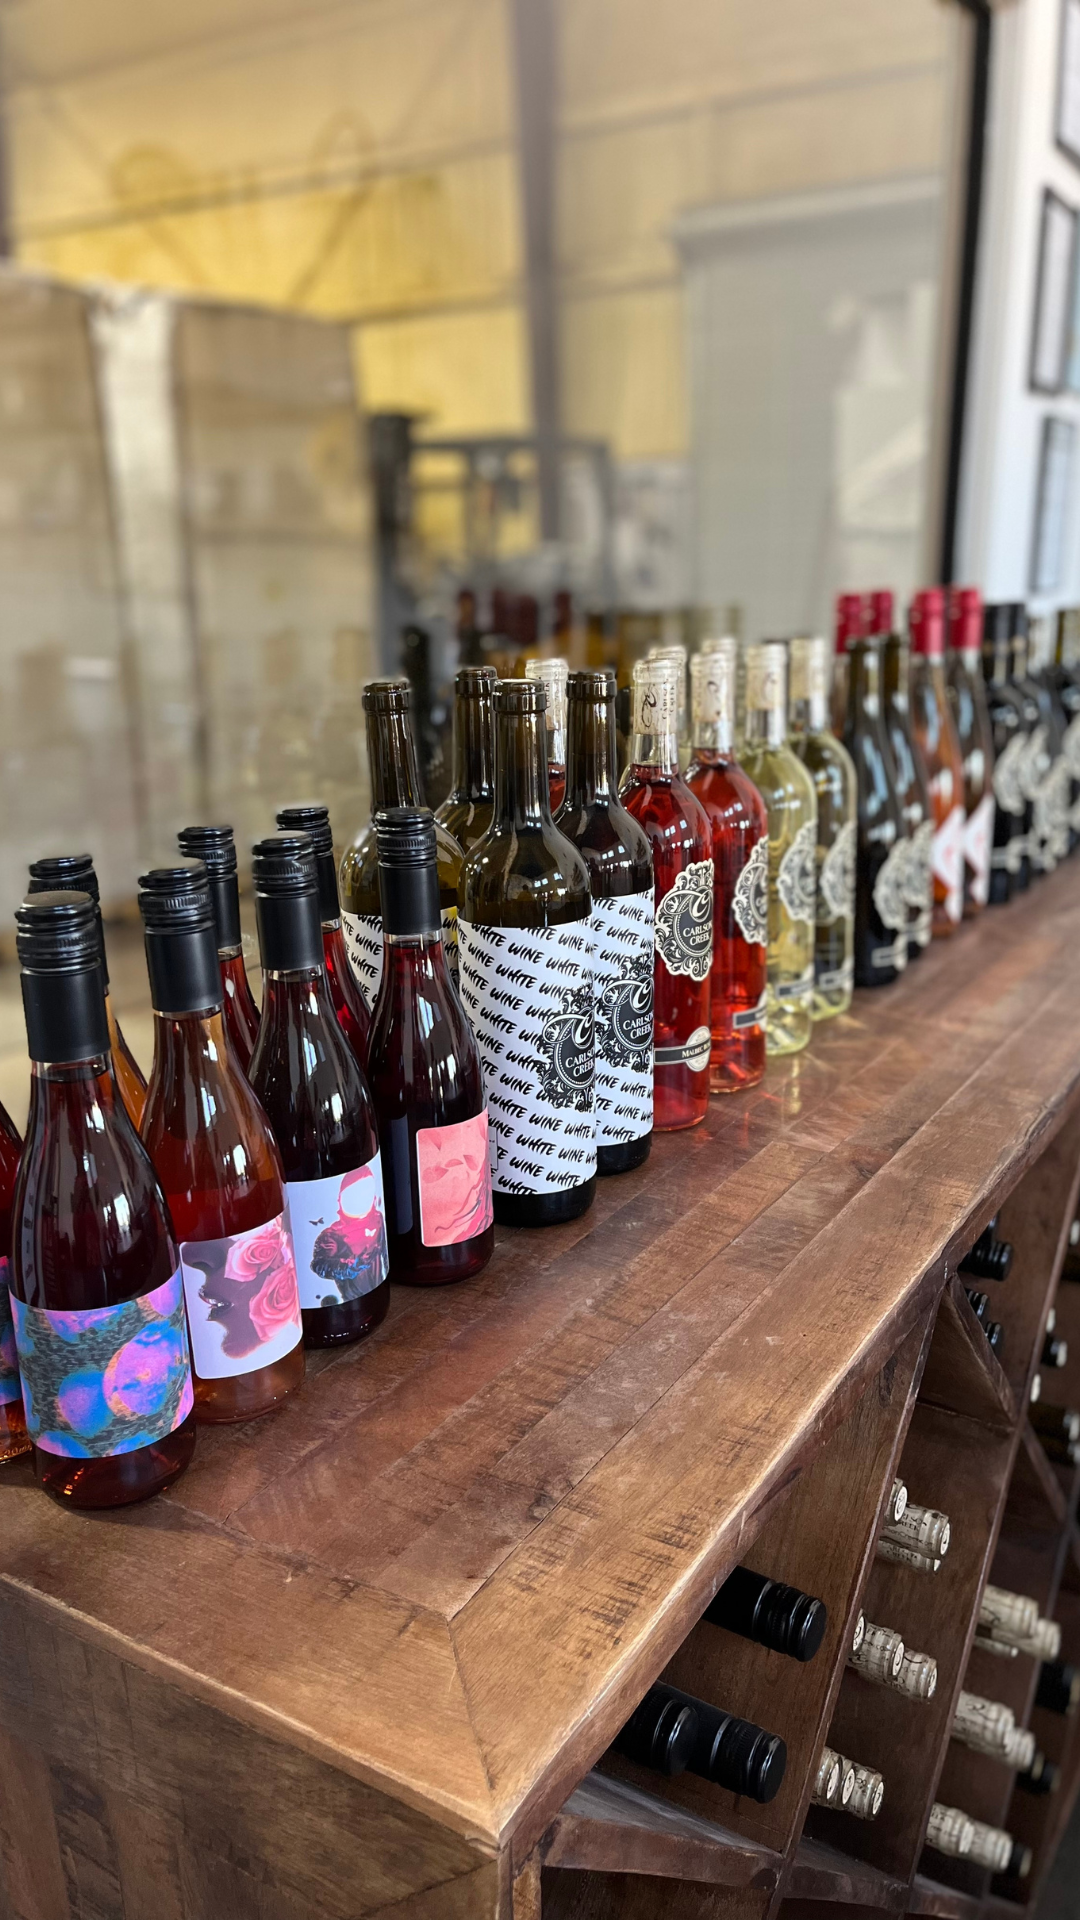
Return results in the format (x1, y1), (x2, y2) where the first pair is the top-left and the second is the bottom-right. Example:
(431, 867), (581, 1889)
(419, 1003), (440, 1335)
(4, 864), (1080, 1920)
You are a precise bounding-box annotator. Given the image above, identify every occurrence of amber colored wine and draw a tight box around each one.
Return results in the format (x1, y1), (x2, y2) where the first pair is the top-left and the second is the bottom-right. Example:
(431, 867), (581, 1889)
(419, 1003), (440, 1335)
(459, 679), (596, 1226)
(686, 641), (768, 1092)
(176, 825), (262, 1071)
(909, 590), (966, 936)
(844, 638), (908, 986)
(274, 802), (371, 1064)
(139, 860), (305, 1422)
(557, 669), (654, 1171)
(26, 853), (147, 1125)
(0, 1098), (29, 1463)
(946, 588), (996, 916)
(366, 808), (495, 1279)
(10, 892), (196, 1505)
(436, 666), (498, 853)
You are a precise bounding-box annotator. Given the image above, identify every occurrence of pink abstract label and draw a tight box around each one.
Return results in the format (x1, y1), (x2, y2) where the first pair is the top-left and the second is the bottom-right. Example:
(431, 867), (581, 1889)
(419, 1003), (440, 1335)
(180, 1209), (302, 1380)
(416, 1111), (494, 1247)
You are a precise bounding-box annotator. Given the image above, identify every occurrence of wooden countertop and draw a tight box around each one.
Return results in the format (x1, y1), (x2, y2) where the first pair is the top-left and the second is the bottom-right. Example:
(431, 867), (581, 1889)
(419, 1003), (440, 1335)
(4, 865), (1080, 1880)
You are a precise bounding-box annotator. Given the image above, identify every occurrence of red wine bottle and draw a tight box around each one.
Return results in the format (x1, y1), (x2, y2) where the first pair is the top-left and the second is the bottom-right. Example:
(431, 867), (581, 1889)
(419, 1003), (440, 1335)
(366, 808), (495, 1280)
(620, 658), (713, 1130)
(248, 832), (389, 1344)
(274, 802), (371, 1064)
(139, 860), (304, 1423)
(459, 679), (596, 1227)
(556, 669), (654, 1174)
(0, 1098), (30, 1464)
(176, 825), (261, 1071)
(26, 853), (147, 1125)
(10, 891), (196, 1506)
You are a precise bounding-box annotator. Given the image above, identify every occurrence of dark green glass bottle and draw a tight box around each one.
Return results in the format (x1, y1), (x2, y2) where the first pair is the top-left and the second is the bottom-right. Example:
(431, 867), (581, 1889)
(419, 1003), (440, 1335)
(843, 638), (908, 987)
(435, 666), (497, 854)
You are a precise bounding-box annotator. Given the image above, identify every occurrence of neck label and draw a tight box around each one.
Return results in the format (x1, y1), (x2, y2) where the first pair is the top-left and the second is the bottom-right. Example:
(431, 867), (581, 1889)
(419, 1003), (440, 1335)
(592, 891), (654, 1146)
(287, 1157), (389, 1307)
(180, 1210), (301, 1379)
(633, 676), (678, 736)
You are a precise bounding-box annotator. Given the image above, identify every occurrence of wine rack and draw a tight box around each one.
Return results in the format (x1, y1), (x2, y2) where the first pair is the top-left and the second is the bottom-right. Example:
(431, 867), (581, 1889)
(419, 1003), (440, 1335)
(3, 869), (1080, 1919)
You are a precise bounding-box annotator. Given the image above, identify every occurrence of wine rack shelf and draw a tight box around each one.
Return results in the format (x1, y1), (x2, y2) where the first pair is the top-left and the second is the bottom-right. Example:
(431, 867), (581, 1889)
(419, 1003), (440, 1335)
(4, 868), (1080, 1919)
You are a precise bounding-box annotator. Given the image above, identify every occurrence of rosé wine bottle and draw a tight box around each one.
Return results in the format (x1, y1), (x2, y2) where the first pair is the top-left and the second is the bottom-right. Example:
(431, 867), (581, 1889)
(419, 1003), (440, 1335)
(176, 825), (262, 1071)
(275, 802), (371, 1065)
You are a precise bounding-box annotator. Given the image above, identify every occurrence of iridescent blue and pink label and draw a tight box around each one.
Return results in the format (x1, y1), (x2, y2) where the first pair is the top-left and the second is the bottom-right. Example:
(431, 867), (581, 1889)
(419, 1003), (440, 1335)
(10, 1269), (193, 1457)
(180, 1209), (302, 1379)
(0, 1258), (21, 1407)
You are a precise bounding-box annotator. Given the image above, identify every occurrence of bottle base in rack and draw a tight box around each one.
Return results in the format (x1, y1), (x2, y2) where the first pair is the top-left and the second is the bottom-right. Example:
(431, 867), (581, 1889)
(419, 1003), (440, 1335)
(389, 1229), (495, 1285)
(303, 1281), (391, 1346)
(598, 1135), (651, 1177)
(0, 1400), (31, 1464)
(192, 1341), (306, 1423)
(35, 1415), (197, 1508)
(494, 1180), (596, 1229)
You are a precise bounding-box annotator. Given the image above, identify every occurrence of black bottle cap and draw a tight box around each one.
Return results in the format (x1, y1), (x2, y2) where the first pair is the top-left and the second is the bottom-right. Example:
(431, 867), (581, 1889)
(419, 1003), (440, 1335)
(678, 1691), (786, 1803)
(615, 1685), (696, 1777)
(16, 891), (110, 1064)
(704, 1567), (827, 1663)
(252, 832), (324, 975)
(27, 852), (110, 988)
(1006, 1841), (1033, 1880)
(1017, 1753), (1059, 1795)
(568, 667), (617, 700)
(375, 807), (441, 940)
(275, 802), (340, 925)
(363, 676), (412, 713)
(965, 1288), (990, 1324)
(176, 825), (243, 951)
(1035, 1660), (1080, 1716)
(139, 860), (223, 1017)
(495, 678), (546, 715)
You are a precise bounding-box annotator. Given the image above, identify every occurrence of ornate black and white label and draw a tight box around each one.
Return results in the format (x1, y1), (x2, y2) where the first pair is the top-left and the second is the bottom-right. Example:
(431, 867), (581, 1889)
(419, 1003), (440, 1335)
(992, 732), (1027, 818)
(592, 891), (654, 1147)
(654, 858), (713, 981)
(458, 918), (596, 1195)
(777, 819), (817, 926)
(873, 837), (908, 934)
(732, 835), (769, 946)
(342, 906), (459, 1011)
(819, 819), (855, 924)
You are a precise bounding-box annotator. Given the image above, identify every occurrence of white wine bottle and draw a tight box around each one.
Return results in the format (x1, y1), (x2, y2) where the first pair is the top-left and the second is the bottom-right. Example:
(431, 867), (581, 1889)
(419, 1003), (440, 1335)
(965, 1819), (1031, 1878)
(739, 642), (817, 1056)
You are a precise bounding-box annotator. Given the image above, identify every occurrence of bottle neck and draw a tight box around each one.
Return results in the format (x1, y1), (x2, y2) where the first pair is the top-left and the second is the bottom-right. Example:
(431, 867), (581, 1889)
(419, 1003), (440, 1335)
(259, 967), (336, 1030)
(207, 870), (243, 951)
(882, 638), (909, 707)
(494, 708), (552, 826)
(745, 703), (785, 749)
(564, 694), (617, 805)
(314, 851), (341, 926)
(690, 652), (736, 756)
(630, 676), (680, 774)
(789, 690), (828, 735)
(26, 1054), (115, 1133)
(151, 1007), (232, 1087)
(983, 640), (1009, 689)
(847, 646), (882, 726)
(452, 692), (495, 803)
(21, 962), (110, 1066)
(368, 707), (423, 811)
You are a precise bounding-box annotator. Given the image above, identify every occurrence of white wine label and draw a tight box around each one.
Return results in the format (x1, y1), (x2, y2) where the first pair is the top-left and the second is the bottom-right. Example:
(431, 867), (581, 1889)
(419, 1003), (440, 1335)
(342, 909), (383, 1010)
(592, 891), (654, 1147)
(655, 1025), (711, 1072)
(777, 820), (817, 926)
(963, 792), (995, 906)
(775, 964), (814, 1003)
(933, 802), (964, 927)
(732, 835), (769, 946)
(441, 904), (459, 980)
(458, 917), (596, 1196)
(655, 858), (713, 981)
(819, 819), (856, 923)
(732, 988), (768, 1032)
(873, 836), (909, 933)
(817, 957), (854, 994)
(992, 732), (1027, 817)
(632, 673), (678, 736)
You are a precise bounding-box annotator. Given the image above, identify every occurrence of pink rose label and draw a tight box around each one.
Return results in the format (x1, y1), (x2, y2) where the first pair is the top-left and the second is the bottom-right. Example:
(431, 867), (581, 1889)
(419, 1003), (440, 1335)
(416, 1112), (494, 1248)
(180, 1210), (302, 1380)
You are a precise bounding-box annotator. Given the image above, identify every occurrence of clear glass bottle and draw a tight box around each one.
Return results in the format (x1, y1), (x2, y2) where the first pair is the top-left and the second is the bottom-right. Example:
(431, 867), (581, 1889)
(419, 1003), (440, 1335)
(739, 643), (817, 1055)
(789, 636), (856, 1020)
(436, 666), (498, 854)
(26, 853), (147, 1125)
(524, 656), (570, 812)
(176, 825), (262, 1071)
(274, 802), (371, 1064)
(945, 588), (996, 917)
(844, 639), (909, 986)
(620, 658), (713, 1127)
(909, 590), (966, 936)
(685, 642), (768, 1093)
(882, 633), (932, 959)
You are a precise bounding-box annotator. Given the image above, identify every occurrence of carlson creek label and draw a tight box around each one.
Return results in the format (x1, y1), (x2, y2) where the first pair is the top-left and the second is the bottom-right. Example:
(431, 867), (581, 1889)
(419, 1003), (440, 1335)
(654, 858), (713, 982)
(777, 820), (817, 926)
(591, 890), (654, 1147)
(458, 918), (596, 1196)
(342, 908), (459, 1011)
(819, 819), (856, 924)
(0, 1259), (20, 1406)
(287, 1158), (389, 1308)
(180, 1209), (301, 1380)
(10, 1269), (193, 1457)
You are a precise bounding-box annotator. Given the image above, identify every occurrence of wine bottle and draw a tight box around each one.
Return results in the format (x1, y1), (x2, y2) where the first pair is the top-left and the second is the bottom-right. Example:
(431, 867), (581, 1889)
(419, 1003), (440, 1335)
(26, 853), (147, 1124)
(366, 808), (494, 1281)
(1036, 1660), (1080, 1714)
(811, 1747), (846, 1808)
(843, 637), (909, 986)
(739, 643), (817, 1055)
(248, 832), (390, 1345)
(619, 659), (713, 1128)
(685, 642), (767, 1094)
(880, 1498), (950, 1562)
(274, 803), (371, 1064)
(831, 592), (867, 736)
(882, 631), (933, 958)
(1006, 606), (1052, 875)
(1054, 609), (1080, 849)
(977, 1586), (1060, 1659)
(459, 679), (595, 1225)
(909, 590), (966, 936)
(811, 1750), (883, 1819)
(849, 1619), (937, 1698)
(967, 1820), (1033, 1878)
(1011, 606), (1063, 875)
(966, 1287), (990, 1324)
(0, 1099), (30, 1463)
(524, 657), (569, 810)
(139, 861), (305, 1422)
(959, 1220), (1013, 1280)
(556, 669), (654, 1174)
(1043, 1331), (1068, 1367)
(703, 1565), (828, 1661)
(845, 1760), (885, 1821)
(887, 1477), (908, 1523)
(175, 826), (261, 1072)
(927, 1803), (974, 1859)
(946, 588), (997, 916)
(1030, 1402), (1080, 1444)
(1003, 1724), (1037, 1772)
(789, 635), (857, 1019)
(877, 1541), (941, 1574)
(987, 1319), (1004, 1356)
(436, 666), (497, 854)
(1016, 1751), (1060, 1795)
(616, 1683), (786, 1804)
(339, 678), (463, 1009)
(648, 640), (692, 771)
(983, 604), (1030, 898)
(10, 892), (196, 1505)
(952, 1690), (1030, 1764)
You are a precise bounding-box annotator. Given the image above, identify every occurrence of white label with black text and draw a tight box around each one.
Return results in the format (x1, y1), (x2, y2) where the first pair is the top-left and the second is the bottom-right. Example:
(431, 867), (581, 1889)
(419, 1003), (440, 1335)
(342, 906), (459, 1011)
(591, 892), (654, 1148)
(654, 858), (713, 982)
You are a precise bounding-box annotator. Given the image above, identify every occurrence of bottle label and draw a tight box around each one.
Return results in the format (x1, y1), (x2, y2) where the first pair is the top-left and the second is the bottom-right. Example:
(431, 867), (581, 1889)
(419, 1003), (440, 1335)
(874, 836), (910, 934)
(416, 1112), (494, 1245)
(655, 1025), (711, 1071)
(458, 919), (596, 1195)
(654, 858), (714, 981)
(180, 1209), (302, 1380)
(0, 1261), (22, 1406)
(732, 835), (769, 947)
(902, 819), (933, 945)
(441, 904), (459, 980)
(1019, 723), (1050, 802)
(732, 988), (768, 1032)
(933, 803), (965, 924)
(819, 819), (856, 924)
(777, 820), (817, 926)
(963, 793), (995, 906)
(992, 732), (1027, 817)
(342, 909), (383, 1010)
(10, 1269), (193, 1457)
(632, 675), (678, 736)
(287, 1158), (389, 1308)
(817, 956), (854, 994)
(592, 892), (654, 1146)
(775, 964), (814, 1004)
(870, 933), (907, 971)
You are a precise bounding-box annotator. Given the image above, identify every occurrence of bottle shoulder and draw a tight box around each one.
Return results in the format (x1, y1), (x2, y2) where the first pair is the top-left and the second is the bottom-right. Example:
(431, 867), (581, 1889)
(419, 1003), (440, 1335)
(686, 756), (769, 836)
(460, 821), (592, 924)
(740, 740), (817, 813)
(554, 796), (653, 893)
